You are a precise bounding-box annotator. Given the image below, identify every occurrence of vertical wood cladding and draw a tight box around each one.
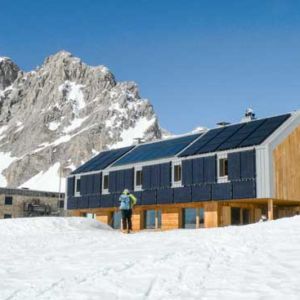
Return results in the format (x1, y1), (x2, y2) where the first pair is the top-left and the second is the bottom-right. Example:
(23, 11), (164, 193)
(274, 126), (300, 201)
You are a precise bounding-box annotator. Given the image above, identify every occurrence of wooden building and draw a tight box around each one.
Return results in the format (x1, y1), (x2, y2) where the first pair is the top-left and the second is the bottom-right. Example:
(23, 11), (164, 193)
(66, 111), (300, 230)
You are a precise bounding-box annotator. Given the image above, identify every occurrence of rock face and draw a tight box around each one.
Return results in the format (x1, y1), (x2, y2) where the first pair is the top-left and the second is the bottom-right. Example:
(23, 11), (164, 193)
(0, 57), (19, 90)
(0, 51), (163, 190)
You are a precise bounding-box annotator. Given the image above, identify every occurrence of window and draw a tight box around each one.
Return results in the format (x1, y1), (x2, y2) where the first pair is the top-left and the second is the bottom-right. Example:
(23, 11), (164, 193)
(59, 200), (64, 208)
(135, 168), (143, 191)
(102, 172), (109, 194)
(4, 214), (12, 219)
(183, 208), (197, 229)
(182, 208), (205, 229)
(103, 175), (109, 190)
(219, 158), (228, 177)
(174, 164), (182, 182)
(144, 210), (161, 229)
(4, 196), (13, 205)
(136, 170), (143, 186)
(74, 177), (81, 196)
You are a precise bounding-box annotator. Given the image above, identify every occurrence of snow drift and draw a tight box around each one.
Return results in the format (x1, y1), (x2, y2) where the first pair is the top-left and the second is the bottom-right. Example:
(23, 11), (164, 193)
(1, 216), (300, 299)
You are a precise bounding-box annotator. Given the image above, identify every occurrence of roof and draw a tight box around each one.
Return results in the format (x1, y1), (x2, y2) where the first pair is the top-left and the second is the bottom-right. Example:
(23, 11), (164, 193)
(112, 133), (201, 167)
(71, 146), (134, 175)
(179, 113), (291, 157)
(71, 113), (292, 175)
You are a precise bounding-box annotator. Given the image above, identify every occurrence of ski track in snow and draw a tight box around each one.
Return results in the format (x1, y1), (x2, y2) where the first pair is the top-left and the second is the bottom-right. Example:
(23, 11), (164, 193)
(0, 217), (300, 300)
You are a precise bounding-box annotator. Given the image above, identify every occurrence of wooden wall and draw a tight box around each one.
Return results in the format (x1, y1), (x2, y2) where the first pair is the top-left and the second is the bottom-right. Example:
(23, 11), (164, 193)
(273, 126), (300, 201)
(161, 207), (182, 230)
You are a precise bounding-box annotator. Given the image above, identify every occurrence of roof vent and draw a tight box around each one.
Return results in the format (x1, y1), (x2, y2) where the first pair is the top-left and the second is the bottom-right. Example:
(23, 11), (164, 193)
(241, 108), (256, 122)
(216, 121), (231, 127)
(133, 138), (145, 145)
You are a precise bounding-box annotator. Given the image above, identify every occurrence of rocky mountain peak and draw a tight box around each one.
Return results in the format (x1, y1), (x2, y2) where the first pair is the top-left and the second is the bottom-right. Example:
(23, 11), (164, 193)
(0, 51), (163, 191)
(0, 57), (20, 90)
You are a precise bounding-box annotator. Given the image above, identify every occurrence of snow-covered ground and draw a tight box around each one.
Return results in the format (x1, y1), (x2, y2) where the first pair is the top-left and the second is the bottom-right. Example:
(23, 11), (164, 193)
(1, 216), (300, 300)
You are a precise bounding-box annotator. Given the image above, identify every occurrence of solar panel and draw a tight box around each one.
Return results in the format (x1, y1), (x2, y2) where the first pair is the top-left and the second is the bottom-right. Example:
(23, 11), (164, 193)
(217, 119), (266, 150)
(180, 128), (225, 156)
(180, 113), (291, 156)
(113, 133), (201, 166)
(72, 146), (134, 174)
(197, 123), (245, 154)
(239, 114), (290, 147)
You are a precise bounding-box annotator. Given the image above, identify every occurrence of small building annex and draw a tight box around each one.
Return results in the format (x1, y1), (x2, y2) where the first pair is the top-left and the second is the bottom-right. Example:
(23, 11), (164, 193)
(66, 110), (300, 230)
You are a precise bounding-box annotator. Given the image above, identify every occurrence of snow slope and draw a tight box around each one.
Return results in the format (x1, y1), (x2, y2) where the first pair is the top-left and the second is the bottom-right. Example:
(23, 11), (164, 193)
(1, 216), (300, 300)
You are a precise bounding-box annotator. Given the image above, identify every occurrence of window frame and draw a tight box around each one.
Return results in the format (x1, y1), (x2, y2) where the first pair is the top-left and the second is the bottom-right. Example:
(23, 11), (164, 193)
(102, 171), (109, 194)
(134, 166), (143, 191)
(172, 161), (182, 187)
(74, 176), (81, 197)
(4, 196), (13, 205)
(217, 153), (229, 183)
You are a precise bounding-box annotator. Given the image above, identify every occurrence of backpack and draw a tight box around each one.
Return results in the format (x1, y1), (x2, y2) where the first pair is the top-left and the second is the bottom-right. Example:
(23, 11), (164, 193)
(119, 194), (131, 210)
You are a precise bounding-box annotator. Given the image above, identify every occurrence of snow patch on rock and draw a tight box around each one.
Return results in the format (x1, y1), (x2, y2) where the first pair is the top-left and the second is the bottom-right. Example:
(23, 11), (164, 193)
(0, 152), (18, 186)
(19, 162), (65, 192)
(59, 81), (85, 115)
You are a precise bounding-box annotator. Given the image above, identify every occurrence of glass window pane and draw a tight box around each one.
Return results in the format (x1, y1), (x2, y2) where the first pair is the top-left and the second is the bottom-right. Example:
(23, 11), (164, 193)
(144, 210), (156, 229)
(183, 208), (197, 229)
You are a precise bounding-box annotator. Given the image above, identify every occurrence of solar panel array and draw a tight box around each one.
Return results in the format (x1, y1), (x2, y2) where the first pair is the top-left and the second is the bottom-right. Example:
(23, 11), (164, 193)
(113, 134), (201, 166)
(180, 114), (291, 157)
(72, 146), (134, 174)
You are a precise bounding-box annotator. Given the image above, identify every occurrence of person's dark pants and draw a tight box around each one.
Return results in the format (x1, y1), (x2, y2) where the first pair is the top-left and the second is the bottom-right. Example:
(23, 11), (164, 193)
(121, 209), (132, 231)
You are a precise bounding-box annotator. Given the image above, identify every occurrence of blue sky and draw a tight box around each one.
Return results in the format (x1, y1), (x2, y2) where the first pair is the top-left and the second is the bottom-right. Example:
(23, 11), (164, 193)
(1, 0), (300, 134)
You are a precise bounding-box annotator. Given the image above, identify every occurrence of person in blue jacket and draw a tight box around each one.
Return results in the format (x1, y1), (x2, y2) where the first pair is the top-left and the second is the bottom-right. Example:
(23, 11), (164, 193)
(119, 189), (137, 233)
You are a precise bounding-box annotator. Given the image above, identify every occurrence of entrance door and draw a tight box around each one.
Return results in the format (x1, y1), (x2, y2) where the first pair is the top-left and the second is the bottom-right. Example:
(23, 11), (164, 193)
(231, 207), (241, 225)
(242, 209), (250, 225)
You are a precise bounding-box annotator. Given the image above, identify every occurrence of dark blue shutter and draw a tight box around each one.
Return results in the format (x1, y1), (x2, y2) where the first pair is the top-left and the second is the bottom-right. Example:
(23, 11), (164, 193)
(192, 158), (204, 184)
(80, 176), (88, 195)
(151, 165), (160, 189)
(93, 173), (101, 194)
(67, 196), (78, 209)
(241, 150), (256, 179)
(232, 180), (256, 199)
(101, 194), (114, 208)
(174, 187), (192, 203)
(157, 188), (173, 204)
(182, 160), (193, 186)
(141, 190), (157, 205)
(134, 191), (142, 205)
(204, 155), (217, 183)
(228, 152), (241, 181)
(78, 196), (89, 209)
(89, 195), (100, 208)
(124, 168), (134, 191)
(192, 184), (211, 201)
(86, 175), (94, 195)
(109, 171), (117, 193)
(67, 177), (75, 197)
(160, 163), (171, 188)
(212, 183), (232, 200)
(142, 166), (152, 190)
(116, 170), (125, 192)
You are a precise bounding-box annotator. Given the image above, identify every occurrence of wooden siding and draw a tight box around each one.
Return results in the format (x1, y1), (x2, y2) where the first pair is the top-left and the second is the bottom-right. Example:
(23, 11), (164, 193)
(273, 126), (300, 201)
(161, 207), (182, 230)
